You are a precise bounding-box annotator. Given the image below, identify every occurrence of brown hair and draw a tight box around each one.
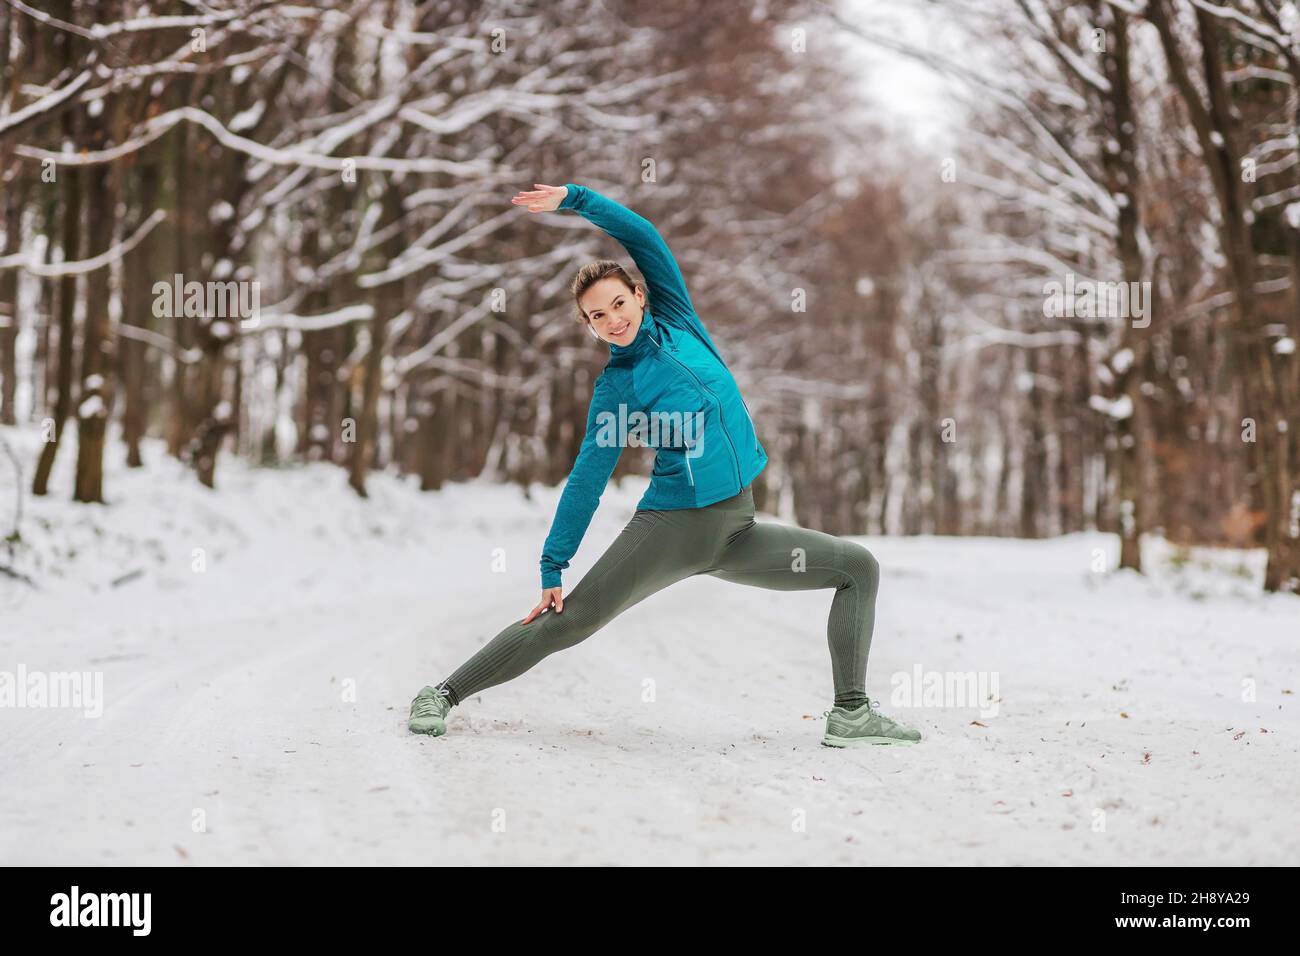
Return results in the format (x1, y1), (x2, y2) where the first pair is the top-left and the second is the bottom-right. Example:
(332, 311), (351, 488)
(569, 259), (645, 326)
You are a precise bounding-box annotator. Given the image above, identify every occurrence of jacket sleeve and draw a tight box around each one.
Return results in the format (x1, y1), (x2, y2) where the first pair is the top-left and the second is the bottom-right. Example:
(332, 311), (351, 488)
(539, 374), (625, 589)
(559, 182), (728, 366)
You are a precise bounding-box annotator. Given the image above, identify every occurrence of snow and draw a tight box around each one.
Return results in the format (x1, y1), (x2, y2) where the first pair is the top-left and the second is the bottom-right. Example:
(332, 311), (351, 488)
(8, 209), (166, 278)
(0, 69), (93, 139)
(1, 422), (1296, 865)
(25, 106), (492, 177)
(1089, 393), (1134, 420)
(1283, 2), (1300, 35)
(76, 395), (105, 419)
(229, 101), (264, 133)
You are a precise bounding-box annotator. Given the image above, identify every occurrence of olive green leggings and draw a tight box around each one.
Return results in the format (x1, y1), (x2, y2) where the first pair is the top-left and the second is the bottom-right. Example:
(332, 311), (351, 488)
(437, 484), (881, 706)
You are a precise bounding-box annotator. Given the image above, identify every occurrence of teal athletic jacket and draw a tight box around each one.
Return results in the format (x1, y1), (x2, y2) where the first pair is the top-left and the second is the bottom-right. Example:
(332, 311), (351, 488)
(539, 183), (769, 589)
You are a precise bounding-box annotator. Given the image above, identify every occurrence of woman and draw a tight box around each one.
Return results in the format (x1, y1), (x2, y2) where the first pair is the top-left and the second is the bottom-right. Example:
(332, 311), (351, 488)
(408, 182), (921, 748)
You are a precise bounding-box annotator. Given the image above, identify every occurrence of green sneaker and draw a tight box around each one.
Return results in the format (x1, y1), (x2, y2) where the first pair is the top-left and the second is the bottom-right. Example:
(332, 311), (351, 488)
(821, 698), (921, 747)
(408, 685), (454, 736)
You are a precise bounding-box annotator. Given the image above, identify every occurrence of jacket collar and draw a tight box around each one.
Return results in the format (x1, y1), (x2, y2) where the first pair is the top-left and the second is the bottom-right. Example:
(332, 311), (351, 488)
(608, 306), (661, 359)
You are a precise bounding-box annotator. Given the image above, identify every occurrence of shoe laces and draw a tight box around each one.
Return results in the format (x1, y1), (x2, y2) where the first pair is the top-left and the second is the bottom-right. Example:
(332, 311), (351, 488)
(412, 686), (450, 717)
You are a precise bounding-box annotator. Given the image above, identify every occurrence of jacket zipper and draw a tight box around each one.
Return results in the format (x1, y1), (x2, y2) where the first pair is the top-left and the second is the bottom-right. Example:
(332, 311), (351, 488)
(651, 334), (742, 490)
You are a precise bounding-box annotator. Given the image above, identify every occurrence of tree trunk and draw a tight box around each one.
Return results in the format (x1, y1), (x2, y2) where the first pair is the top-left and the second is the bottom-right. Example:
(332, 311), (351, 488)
(73, 154), (114, 503)
(31, 120), (80, 497)
(121, 148), (159, 468)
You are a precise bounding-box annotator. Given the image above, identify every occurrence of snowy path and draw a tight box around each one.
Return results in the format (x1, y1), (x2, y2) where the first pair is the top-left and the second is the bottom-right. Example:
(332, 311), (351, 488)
(2, 428), (1297, 865)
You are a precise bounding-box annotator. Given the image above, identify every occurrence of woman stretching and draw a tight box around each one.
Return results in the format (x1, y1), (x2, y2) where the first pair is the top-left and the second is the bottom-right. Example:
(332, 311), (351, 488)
(408, 182), (921, 748)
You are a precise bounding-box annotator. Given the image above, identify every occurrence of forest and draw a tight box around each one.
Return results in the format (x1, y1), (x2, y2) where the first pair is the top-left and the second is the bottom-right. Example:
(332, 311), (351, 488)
(1, 0), (1298, 593)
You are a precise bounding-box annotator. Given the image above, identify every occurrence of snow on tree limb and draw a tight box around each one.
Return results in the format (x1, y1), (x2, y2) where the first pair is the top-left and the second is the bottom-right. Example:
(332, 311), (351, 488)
(14, 107), (494, 174)
(0, 67), (94, 137)
(0, 210), (166, 276)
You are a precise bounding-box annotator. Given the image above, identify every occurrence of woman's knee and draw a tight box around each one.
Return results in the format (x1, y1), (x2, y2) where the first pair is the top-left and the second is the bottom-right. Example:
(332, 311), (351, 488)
(839, 541), (880, 592)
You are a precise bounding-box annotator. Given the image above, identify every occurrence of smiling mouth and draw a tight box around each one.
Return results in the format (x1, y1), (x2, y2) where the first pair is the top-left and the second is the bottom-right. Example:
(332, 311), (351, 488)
(608, 321), (629, 336)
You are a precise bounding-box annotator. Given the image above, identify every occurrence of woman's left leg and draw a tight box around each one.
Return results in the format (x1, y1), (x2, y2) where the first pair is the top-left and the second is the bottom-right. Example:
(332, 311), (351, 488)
(703, 509), (881, 708)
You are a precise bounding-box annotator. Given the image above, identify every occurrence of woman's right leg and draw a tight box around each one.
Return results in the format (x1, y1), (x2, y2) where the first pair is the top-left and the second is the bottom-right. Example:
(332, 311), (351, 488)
(435, 504), (723, 704)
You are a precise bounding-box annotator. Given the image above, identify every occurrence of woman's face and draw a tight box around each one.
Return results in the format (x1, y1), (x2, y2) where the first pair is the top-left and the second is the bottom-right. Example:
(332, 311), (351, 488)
(580, 277), (644, 346)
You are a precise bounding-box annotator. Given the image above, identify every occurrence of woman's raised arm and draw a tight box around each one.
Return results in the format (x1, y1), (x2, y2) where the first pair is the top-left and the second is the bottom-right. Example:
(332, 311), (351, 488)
(512, 182), (727, 365)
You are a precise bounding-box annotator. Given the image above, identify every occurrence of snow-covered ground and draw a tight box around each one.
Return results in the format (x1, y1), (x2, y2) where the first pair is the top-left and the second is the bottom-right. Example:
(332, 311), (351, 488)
(1, 422), (1296, 866)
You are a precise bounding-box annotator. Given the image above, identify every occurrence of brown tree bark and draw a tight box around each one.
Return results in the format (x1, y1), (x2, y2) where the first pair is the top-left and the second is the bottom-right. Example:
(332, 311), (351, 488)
(31, 116), (80, 497)
(120, 147), (159, 468)
(73, 145), (115, 503)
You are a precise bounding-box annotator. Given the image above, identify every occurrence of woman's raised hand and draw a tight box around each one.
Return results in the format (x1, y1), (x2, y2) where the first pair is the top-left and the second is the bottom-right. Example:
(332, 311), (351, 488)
(523, 586), (564, 624)
(511, 183), (568, 213)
